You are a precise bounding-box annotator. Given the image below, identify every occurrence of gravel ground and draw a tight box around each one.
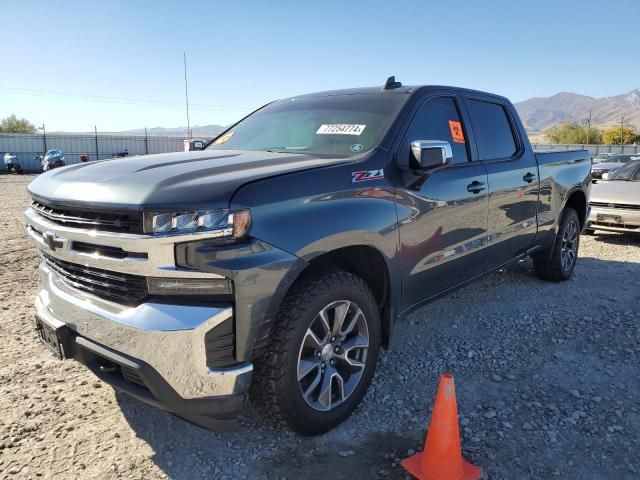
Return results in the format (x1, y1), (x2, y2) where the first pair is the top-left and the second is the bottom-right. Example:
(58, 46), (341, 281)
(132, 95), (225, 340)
(1, 174), (639, 480)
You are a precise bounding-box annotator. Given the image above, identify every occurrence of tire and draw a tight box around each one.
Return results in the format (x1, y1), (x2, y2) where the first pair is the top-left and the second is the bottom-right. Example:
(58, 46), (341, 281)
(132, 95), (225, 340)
(253, 271), (381, 435)
(533, 207), (580, 282)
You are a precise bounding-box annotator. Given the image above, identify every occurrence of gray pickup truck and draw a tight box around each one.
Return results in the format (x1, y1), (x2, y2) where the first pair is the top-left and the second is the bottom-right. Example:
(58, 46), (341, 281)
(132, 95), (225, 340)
(26, 78), (591, 435)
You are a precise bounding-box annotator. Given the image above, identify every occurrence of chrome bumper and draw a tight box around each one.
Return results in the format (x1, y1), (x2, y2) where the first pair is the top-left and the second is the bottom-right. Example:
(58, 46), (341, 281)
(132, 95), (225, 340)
(36, 263), (252, 399)
(588, 205), (640, 233)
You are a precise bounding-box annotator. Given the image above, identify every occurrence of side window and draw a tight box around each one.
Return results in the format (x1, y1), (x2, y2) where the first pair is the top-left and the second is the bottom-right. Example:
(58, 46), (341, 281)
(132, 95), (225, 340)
(404, 97), (469, 165)
(466, 99), (517, 160)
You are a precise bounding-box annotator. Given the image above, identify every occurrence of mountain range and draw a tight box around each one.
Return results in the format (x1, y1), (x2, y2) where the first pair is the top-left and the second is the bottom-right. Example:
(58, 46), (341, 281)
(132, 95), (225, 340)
(118, 125), (225, 138)
(515, 88), (640, 133)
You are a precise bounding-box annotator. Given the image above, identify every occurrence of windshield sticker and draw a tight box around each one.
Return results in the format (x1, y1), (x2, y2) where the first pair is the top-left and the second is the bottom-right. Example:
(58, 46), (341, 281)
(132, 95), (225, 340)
(352, 169), (384, 183)
(448, 121), (465, 144)
(316, 124), (366, 135)
(213, 131), (235, 144)
(350, 143), (364, 153)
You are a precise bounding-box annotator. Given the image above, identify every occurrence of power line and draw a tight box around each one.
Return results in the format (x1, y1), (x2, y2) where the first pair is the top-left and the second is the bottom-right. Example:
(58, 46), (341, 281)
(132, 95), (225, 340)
(0, 86), (251, 111)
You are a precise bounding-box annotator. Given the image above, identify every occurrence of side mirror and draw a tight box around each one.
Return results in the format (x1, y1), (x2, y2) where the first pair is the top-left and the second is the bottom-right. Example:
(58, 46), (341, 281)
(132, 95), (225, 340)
(601, 172), (610, 180)
(410, 140), (453, 170)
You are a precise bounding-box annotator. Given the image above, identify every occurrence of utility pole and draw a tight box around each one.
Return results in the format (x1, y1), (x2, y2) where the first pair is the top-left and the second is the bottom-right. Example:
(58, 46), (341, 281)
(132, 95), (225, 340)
(41, 123), (47, 154)
(620, 116), (624, 147)
(183, 52), (191, 139)
(586, 110), (592, 145)
(94, 125), (99, 160)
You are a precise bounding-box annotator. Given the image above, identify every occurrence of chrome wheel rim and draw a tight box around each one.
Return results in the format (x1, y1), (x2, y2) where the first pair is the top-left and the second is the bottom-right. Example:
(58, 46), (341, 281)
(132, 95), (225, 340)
(296, 300), (369, 412)
(561, 219), (578, 272)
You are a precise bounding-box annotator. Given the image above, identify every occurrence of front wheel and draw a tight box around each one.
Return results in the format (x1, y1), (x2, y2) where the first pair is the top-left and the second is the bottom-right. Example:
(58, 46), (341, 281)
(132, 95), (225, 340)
(254, 271), (381, 435)
(533, 207), (580, 282)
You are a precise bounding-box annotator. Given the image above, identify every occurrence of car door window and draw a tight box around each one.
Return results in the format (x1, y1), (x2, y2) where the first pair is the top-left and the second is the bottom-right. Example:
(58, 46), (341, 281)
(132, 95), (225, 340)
(466, 99), (517, 160)
(403, 97), (470, 164)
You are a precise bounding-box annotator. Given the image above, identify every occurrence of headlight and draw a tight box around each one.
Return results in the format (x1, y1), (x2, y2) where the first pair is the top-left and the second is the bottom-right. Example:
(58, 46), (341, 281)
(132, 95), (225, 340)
(143, 209), (251, 239)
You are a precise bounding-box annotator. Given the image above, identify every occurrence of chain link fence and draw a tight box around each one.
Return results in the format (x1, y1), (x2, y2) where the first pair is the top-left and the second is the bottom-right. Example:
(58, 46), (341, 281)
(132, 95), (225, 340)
(532, 143), (640, 155)
(1, 133), (190, 172)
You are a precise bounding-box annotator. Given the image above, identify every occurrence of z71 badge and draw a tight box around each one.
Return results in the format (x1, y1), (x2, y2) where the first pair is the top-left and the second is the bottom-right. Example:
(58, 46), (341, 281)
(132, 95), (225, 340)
(352, 169), (384, 183)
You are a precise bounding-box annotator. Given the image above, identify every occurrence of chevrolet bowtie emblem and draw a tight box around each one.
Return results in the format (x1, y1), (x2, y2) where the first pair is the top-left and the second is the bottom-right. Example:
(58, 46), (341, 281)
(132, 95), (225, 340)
(44, 231), (64, 251)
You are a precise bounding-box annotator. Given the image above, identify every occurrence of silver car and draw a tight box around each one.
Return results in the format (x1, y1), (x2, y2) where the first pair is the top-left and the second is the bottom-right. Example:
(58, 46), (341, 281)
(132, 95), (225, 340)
(587, 159), (640, 234)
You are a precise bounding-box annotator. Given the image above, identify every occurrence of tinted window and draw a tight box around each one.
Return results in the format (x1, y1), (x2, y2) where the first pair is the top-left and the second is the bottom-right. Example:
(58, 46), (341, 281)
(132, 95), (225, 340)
(466, 99), (517, 160)
(404, 97), (469, 164)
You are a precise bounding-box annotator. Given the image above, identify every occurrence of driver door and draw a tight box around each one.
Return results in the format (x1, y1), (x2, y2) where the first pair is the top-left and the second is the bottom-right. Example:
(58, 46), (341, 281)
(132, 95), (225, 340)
(396, 96), (491, 310)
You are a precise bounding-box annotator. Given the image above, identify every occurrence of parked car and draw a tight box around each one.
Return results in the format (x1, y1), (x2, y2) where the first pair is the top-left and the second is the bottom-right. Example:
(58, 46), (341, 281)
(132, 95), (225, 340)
(592, 152), (615, 164)
(25, 79), (591, 435)
(41, 149), (66, 172)
(3, 152), (22, 174)
(587, 159), (640, 234)
(591, 154), (634, 181)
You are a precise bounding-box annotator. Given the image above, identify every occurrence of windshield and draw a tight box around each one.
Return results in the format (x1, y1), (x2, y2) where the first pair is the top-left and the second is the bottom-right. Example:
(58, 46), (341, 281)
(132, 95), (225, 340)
(206, 94), (407, 157)
(608, 160), (640, 181)
(606, 154), (631, 163)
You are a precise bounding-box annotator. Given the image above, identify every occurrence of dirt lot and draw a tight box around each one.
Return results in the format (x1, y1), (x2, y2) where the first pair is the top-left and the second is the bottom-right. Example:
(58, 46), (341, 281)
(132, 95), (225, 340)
(1, 174), (639, 480)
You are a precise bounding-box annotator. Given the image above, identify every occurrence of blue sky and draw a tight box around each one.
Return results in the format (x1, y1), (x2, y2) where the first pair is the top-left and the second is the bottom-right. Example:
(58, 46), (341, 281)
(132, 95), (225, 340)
(2, 0), (639, 131)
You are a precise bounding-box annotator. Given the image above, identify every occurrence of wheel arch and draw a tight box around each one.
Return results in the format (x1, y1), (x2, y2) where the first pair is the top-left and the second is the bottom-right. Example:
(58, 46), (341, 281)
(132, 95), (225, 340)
(281, 245), (394, 349)
(563, 188), (588, 229)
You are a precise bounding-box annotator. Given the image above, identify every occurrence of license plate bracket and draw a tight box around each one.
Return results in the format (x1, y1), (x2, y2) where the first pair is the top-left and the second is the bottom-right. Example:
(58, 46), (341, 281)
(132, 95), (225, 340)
(35, 316), (71, 359)
(597, 213), (622, 224)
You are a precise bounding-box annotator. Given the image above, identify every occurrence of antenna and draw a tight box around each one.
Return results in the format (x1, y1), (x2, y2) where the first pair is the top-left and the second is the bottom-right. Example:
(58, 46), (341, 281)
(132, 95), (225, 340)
(383, 76), (402, 90)
(183, 52), (191, 139)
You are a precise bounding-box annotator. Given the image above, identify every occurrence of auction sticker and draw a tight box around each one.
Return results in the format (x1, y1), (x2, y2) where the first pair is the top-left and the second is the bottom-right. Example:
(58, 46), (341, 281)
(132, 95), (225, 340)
(448, 121), (465, 144)
(316, 124), (366, 135)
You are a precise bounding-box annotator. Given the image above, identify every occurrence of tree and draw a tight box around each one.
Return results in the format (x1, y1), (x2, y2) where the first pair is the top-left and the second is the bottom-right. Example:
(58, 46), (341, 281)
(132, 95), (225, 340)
(544, 122), (602, 144)
(0, 114), (37, 133)
(603, 127), (636, 145)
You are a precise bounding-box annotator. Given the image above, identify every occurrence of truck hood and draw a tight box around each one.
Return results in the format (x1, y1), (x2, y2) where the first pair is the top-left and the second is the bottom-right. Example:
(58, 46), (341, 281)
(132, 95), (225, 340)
(28, 150), (349, 210)
(591, 180), (640, 204)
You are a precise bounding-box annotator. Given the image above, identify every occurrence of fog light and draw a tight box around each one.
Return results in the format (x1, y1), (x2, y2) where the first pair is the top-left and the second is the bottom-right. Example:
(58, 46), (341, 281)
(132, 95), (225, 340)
(147, 277), (233, 296)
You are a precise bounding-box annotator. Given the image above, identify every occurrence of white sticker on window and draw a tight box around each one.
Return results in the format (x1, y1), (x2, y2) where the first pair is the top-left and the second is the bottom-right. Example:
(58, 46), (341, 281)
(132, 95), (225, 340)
(316, 124), (366, 135)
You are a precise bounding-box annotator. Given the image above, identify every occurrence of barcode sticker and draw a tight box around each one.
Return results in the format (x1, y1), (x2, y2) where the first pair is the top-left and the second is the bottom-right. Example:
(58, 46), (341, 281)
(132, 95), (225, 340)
(316, 124), (366, 135)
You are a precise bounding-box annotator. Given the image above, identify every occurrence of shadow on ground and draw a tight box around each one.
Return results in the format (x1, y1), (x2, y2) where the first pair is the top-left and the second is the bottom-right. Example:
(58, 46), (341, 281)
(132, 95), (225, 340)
(115, 255), (640, 480)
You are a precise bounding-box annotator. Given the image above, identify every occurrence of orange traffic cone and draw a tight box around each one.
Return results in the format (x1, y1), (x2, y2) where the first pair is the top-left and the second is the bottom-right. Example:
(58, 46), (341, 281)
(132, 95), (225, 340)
(401, 373), (482, 480)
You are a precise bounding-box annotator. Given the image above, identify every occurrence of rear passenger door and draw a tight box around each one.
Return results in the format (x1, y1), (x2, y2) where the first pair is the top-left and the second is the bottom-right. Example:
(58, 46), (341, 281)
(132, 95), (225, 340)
(463, 97), (539, 266)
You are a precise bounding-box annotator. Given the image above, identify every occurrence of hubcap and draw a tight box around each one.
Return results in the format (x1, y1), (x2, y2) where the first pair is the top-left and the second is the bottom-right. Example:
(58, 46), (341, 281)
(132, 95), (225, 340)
(561, 219), (578, 272)
(296, 300), (369, 412)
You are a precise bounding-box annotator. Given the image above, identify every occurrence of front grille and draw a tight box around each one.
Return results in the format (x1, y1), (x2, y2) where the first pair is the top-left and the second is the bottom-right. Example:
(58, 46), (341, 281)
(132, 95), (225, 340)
(31, 200), (142, 233)
(590, 201), (640, 211)
(42, 253), (148, 305)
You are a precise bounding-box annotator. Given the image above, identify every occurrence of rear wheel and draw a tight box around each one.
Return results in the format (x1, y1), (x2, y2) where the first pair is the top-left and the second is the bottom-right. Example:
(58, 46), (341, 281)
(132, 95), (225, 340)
(254, 271), (380, 435)
(533, 207), (580, 282)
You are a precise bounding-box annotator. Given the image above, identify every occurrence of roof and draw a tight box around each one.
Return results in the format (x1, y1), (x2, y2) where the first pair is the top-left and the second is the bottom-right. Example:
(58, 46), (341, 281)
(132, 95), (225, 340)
(287, 84), (510, 103)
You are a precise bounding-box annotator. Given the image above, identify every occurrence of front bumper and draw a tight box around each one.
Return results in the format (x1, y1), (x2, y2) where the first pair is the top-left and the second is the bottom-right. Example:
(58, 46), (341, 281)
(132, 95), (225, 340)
(587, 205), (640, 233)
(36, 263), (252, 429)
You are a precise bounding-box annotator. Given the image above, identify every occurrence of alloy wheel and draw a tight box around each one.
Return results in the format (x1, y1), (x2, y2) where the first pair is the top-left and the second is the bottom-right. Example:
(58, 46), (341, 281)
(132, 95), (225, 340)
(296, 300), (369, 412)
(561, 219), (578, 271)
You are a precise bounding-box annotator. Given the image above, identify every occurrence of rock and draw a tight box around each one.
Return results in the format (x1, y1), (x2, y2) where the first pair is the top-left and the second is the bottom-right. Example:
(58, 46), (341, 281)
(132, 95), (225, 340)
(483, 410), (497, 419)
(491, 373), (502, 382)
(338, 450), (355, 457)
(522, 422), (533, 430)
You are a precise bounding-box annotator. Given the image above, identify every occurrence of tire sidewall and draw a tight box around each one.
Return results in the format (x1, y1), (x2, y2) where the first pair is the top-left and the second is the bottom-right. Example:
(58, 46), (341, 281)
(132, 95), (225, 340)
(280, 275), (381, 433)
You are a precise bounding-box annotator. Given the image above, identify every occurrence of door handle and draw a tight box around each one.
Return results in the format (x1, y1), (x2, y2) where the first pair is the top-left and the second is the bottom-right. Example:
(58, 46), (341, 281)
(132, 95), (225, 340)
(467, 180), (486, 194)
(523, 172), (537, 183)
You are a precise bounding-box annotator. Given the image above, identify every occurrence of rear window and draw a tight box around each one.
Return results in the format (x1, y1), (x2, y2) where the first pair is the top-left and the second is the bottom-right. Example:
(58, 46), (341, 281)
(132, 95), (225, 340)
(466, 99), (517, 160)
